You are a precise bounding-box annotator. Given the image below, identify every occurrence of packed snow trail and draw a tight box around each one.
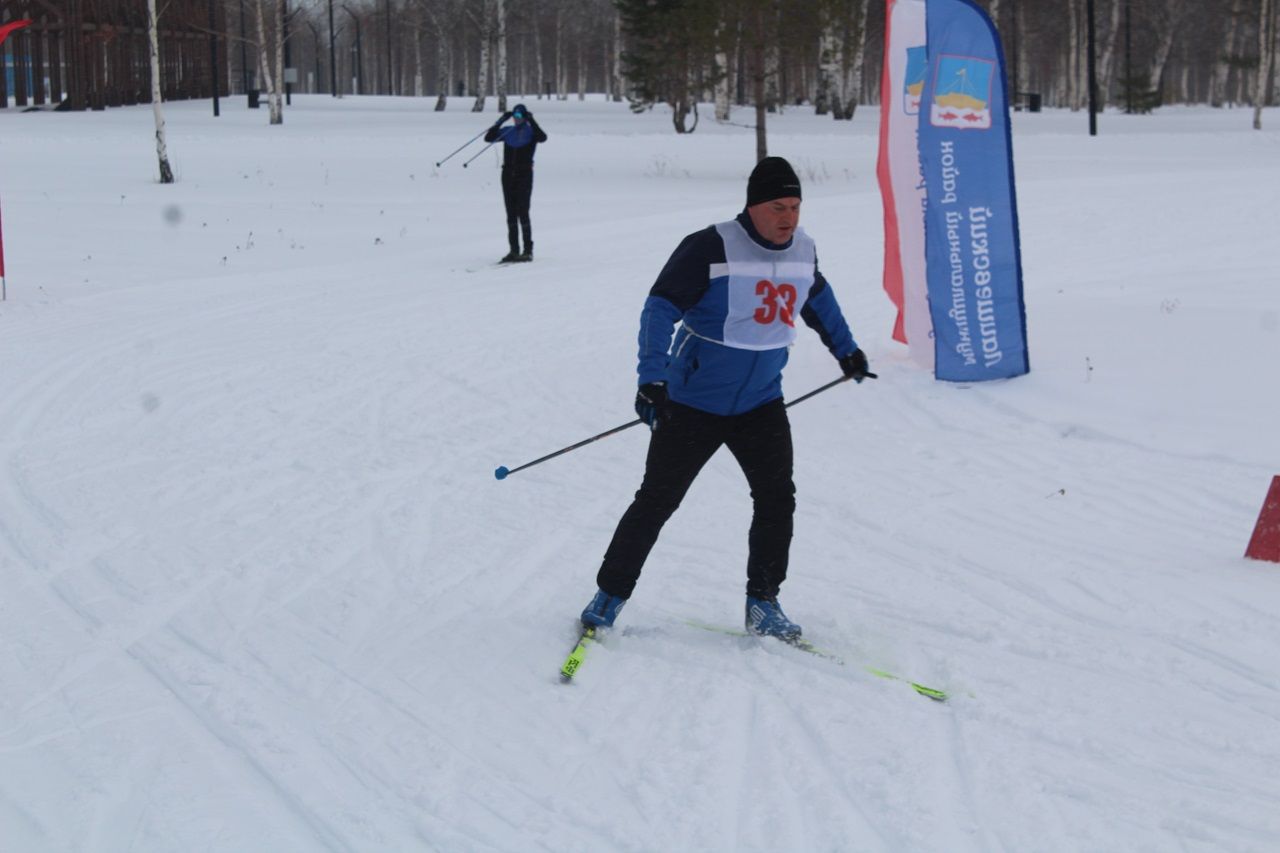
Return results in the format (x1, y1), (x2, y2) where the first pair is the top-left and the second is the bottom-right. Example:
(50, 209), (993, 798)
(2, 98), (1279, 851)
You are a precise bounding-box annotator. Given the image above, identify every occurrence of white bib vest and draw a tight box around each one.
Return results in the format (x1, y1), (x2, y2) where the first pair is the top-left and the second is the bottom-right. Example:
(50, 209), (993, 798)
(706, 220), (817, 351)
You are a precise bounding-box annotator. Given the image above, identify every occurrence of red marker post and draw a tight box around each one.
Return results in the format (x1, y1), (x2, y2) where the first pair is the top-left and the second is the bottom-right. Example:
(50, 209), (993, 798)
(1245, 476), (1280, 563)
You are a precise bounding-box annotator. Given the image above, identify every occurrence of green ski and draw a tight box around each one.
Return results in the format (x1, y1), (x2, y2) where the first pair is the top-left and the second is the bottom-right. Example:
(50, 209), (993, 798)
(684, 619), (949, 702)
(559, 625), (598, 682)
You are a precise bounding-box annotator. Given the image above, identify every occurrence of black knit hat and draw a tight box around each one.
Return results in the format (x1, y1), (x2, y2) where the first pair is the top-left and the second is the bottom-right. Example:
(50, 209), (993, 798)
(747, 157), (802, 206)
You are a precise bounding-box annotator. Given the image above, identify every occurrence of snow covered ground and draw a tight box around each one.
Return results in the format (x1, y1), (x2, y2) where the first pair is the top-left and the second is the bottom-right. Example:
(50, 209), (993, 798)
(2, 95), (1279, 852)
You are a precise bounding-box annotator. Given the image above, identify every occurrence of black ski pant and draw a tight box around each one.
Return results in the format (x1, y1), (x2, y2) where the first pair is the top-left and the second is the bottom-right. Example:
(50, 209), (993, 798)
(596, 398), (796, 602)
(501, 166), (533, 253)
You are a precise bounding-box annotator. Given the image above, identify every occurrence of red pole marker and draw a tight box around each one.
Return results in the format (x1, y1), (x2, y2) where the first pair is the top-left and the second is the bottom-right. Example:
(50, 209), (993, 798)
(1245, 476), (1280, 563)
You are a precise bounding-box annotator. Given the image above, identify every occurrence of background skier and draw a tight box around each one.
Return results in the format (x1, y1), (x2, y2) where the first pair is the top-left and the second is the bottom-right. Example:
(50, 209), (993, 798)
(483, 103), (547, 263)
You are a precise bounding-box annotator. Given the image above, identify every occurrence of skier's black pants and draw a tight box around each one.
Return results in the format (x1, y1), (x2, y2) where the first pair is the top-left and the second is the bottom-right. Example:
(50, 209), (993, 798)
(501, 166), (533, 252)
(596, 398), (796, 601)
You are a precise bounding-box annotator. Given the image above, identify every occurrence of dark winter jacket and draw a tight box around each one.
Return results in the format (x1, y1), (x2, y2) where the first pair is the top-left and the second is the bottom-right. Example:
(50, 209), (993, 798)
(484, 118), (547, 170)
(638, 212), (859, 416)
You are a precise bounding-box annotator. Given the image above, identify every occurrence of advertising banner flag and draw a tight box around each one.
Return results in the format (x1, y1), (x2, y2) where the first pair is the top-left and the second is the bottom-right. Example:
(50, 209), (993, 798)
(877, 0), (1028, 381)
(918, 0), (1028, 380)
(876, 0), (932, 369)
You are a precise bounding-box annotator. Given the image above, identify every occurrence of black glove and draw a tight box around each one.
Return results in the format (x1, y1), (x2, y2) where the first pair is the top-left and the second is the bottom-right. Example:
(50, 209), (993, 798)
(497, 111), (513, 124)
(838, 349), (877, 383)
(634, 382), (669, 428)
(521, 108), (533, 120)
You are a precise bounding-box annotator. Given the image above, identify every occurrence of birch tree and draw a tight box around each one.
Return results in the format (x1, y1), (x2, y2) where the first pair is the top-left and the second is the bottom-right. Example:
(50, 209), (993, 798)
(1097, 0), (1123, 104)
(1146, 0), (1193, 103)
(835, 0), (869, 119)
(1255, 0), (1276, 128)
(816, 0), (868, 120)
(147, 0), (174, 183)
(471, 0), (492, 111)
(496, 0), (507, 110)
(420, 0), (455, 110)
(1210, 0), (1244, 107)
(714, 13), (735, 121)
(254, 0), (284, 123)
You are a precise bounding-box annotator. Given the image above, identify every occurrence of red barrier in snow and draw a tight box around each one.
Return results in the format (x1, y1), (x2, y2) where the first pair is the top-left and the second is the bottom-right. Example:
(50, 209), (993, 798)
(1245, 476), (1280, 563)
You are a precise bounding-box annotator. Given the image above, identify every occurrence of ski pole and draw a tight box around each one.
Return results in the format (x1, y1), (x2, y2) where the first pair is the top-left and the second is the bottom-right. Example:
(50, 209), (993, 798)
(495, 418), (643, 480)
(495, 372), (875, 481)
(461, 140), (499, 168)
(435, 127), (489, 167)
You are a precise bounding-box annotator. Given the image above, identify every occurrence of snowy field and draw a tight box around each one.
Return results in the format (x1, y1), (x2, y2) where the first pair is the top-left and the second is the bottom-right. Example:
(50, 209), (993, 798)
(2, 94), (1280, 852)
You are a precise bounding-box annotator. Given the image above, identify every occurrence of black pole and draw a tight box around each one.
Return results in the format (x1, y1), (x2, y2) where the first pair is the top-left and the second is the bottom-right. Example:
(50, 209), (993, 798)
(328, 0), (337, 95)
(208, 0), (220, 116)
(283, 0), (292, 105)
(494, 374), (874, 481)
(1086, 0), (1097, 135)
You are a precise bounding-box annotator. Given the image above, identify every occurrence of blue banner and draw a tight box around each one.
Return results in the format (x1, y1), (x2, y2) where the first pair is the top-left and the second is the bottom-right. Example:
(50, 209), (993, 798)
(918, 0), (1029, 381)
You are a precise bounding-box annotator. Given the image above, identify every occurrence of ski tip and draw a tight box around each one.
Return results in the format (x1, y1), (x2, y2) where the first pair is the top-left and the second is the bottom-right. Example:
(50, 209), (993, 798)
(494, 466), (509, 480)
(912, 684), (950, 702)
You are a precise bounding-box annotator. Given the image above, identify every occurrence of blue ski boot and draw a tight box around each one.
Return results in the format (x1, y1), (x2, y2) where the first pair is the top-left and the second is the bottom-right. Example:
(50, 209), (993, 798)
(745, 595), (802, 639)
(581, 588), (626, 629)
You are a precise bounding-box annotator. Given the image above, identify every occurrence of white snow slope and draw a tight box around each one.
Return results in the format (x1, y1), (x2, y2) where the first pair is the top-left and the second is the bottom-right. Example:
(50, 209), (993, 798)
(2, 96), (1280, 852)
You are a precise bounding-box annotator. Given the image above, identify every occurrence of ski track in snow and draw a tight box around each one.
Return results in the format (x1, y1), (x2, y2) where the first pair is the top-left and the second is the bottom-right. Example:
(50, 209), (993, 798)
(3, 98), (1280, 851)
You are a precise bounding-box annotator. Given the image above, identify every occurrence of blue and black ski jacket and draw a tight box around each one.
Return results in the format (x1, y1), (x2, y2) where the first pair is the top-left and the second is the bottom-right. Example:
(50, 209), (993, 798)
(638, 212), (859, 416)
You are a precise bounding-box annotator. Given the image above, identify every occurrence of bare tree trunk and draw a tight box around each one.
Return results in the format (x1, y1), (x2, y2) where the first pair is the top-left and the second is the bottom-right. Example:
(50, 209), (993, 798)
(255, 0), (282, 123)
(1147, 0), (1190, 103)
(1256, 0), (1276, 127)
(716, 33), (734, 120)
(1098, 0), (1122, 104)
(496, 0), (507, 110)
(839, 0), (869, 119)
(577, 37), (585, 100)
(532, 0), (545, 97)
(472, 0), (490, 111)
(752, 9), (767, 160)
(610, 6), (622, 101)
(272, 0), (284, 122)
(1273, 0), (1280, 105)
(1067, 0), (1080, 109)
(413, 19), (424, 96)
(147, 0), (174, 183)
(1213, 0), (1244, 106)
(555, 7), (567, 99)
(433, 20), (450, 110)
(815, 20), (838, 116)
(1015, 0), (1028, 95)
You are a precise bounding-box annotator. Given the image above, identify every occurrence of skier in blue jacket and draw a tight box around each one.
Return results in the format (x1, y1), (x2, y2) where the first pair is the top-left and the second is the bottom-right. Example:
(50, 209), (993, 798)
(579, 157), (875, 639)
(484, 103), (547, 263)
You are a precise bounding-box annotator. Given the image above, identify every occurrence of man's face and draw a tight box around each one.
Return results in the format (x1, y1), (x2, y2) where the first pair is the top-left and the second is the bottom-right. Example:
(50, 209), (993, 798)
(747, 197), (801, 245)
